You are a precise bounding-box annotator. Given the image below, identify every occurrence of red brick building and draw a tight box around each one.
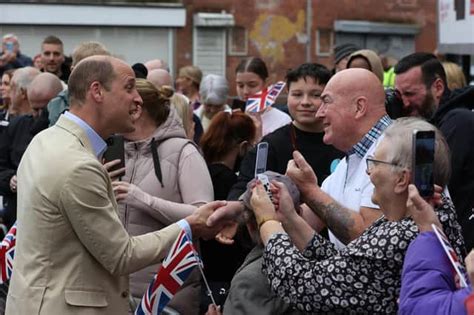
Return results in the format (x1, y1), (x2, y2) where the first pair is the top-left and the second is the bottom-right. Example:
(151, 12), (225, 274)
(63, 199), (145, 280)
(177, 0), (436, 95)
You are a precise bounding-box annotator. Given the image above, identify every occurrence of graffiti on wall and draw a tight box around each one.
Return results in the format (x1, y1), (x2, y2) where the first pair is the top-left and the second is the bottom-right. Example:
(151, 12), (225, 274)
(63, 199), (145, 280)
(249, 10), (305, 63)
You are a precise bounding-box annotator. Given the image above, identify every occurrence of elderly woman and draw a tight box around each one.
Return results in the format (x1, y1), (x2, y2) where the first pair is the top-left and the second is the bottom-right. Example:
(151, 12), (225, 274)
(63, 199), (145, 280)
(194, 74), (231, 132)
(249, 117), (464, 314)
(111, 79), (214, 314)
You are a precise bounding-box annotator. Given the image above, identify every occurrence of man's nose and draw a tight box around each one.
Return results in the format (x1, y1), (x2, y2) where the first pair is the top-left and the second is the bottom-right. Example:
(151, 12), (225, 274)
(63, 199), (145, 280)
(134, 91), (143, 106)
(315, 104), (326, 118)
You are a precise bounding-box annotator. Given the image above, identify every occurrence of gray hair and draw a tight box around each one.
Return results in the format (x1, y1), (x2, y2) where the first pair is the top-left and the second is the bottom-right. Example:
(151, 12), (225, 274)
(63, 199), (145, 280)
(200, 74), (229, 106)
(11, 67), (41, 95)
(382, 117), (451, 188)
(2, 34), (18, 41)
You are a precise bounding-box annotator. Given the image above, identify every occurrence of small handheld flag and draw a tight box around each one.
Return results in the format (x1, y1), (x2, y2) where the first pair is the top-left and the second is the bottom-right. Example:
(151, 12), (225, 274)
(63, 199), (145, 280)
(432, 223), (468, 288)
(135, 229), (201, 315)
(0, 223), (17, 284)
(245, 81), (286, 113)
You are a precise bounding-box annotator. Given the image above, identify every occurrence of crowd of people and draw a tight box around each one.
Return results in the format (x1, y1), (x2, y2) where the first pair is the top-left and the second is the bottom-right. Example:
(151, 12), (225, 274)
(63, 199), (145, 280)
(0, 32), (473, 314)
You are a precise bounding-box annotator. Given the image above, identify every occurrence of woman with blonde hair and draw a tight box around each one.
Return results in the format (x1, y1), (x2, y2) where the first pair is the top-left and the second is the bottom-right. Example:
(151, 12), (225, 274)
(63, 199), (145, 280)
(171, 92), (195, 140)
(442, 61), (467, 90)
(111, 79), (214, 314)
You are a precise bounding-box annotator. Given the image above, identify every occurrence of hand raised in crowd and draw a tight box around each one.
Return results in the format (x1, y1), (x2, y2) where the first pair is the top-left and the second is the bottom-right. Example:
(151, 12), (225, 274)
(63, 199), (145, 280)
(9, 175), (17, 193)
(186, 200), (234, 240)
(250, 181), (276, 223)
(270, 181), (300, 226)
(102, 159), (125, 181)
(465, 250), (474, 292)
(205, 304), (222, 315)
(286, 150), (318, 199)
(406, 184), (442, 232)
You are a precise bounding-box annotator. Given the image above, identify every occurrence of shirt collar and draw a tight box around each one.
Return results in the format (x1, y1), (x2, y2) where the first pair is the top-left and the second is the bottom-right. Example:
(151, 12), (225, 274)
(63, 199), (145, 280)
(63, 111), (107, 159)
(347, 115), (392, 158)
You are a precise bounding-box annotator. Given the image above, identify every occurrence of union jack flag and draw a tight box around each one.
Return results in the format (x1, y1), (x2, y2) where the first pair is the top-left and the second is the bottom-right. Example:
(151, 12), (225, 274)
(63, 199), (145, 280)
(432, 223), (468, 288)
(0, 223), (17, 284)
(245, 81), (286, 113)
(135, 229), (200, 315)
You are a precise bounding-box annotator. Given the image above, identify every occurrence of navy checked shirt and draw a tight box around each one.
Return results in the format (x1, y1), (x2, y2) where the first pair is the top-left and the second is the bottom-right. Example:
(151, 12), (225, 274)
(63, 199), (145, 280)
(347, 115), (392, 158)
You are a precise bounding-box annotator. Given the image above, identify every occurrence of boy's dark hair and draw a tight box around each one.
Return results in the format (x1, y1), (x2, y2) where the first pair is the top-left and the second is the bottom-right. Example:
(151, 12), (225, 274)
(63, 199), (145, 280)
(394, 52), (447, 88)
(285, 63), (331, 89)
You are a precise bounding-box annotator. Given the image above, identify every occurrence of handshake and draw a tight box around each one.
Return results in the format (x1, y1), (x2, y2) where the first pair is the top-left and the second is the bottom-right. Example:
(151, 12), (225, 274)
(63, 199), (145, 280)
(184, 200), (236, 240)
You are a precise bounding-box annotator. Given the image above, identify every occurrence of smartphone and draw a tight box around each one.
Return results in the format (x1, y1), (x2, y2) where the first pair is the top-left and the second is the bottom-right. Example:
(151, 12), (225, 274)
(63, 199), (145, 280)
(231, 98), (246, 112)
(255, 142), (269, 178)
(103, 134), (125, 175)
(412, 130), (435, 197)
(5, 42), (14, 53)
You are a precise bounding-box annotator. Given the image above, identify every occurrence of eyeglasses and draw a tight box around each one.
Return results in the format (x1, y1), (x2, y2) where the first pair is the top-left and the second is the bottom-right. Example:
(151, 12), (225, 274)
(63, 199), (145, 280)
(366, 156), (403, 173)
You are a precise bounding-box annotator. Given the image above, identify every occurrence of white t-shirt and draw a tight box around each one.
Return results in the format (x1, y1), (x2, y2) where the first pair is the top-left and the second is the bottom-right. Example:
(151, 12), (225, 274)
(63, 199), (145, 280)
(261, 108), (292, 137)
(321, 139), (381, 249)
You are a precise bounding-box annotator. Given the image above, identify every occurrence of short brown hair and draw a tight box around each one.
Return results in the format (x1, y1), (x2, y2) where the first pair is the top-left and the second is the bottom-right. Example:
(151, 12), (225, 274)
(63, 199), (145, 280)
(72, 42), (110, 67)
(136, 79), (173, 127)
(42, 35), (63, 46)
(68, 58), (116, 106)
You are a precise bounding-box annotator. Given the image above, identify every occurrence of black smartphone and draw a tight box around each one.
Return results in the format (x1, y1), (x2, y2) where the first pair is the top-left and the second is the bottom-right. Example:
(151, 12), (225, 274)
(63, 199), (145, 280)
(103, 135), (125, 174)
(412, 130), (435, 197)
(255, 142), (269, 178)
(232, 98), (246, 112)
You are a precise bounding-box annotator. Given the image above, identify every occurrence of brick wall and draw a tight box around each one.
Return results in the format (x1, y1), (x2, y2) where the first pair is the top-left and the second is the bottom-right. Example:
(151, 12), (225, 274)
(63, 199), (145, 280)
(176, 0), (436, 97)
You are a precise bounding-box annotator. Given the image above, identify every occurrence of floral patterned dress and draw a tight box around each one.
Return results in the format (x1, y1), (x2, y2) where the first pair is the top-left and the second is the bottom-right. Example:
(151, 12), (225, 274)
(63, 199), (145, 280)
(262, 196), (465, 314)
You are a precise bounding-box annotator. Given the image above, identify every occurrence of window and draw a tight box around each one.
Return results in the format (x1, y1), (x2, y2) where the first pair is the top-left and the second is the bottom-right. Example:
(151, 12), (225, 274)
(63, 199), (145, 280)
(228, 26), (248, 56)
(316, 29), (333, 57)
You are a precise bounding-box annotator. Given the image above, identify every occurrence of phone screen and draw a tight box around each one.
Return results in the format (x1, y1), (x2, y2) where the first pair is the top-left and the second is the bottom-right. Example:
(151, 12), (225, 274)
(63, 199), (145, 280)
(103, 135), (125, 174)
(412, 130), (435, 197)
(5, 42), (14, 53)
(255, 142), (269, 178)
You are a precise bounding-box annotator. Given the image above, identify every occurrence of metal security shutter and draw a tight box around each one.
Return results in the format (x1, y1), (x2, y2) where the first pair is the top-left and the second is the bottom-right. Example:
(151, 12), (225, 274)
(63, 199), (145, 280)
(193, 27), (226, 77)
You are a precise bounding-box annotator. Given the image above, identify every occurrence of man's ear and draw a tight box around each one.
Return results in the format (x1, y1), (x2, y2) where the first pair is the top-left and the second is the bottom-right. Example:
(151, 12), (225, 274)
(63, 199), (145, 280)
(90, 81), (103, 102)
(354, 96), (368, 119)
(394, 169), (411, 194)
(431, 77), (445, 102)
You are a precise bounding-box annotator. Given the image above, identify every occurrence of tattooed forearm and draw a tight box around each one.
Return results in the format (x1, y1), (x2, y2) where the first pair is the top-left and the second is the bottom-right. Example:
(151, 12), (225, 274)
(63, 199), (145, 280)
(306, 198), (356, 244)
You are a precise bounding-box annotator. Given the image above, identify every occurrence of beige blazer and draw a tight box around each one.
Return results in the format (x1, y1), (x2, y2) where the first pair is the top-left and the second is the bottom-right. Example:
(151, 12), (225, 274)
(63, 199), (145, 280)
(6, 116), (181, 315)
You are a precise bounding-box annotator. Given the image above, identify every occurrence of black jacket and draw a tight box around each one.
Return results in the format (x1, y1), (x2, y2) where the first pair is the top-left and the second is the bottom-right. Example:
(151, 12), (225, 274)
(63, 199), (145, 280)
(0, 111), (49, 227)
(431, 86), (474, 250)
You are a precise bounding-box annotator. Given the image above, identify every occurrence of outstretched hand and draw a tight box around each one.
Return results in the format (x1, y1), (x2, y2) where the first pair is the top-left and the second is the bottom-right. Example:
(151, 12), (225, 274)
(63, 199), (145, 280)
(187, 200), (232, 240)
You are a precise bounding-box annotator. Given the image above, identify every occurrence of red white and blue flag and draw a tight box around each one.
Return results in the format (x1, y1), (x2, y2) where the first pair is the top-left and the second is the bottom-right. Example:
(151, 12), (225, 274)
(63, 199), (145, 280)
(0, 223), (17, 284)
(432, 223), (468, 288)
(135, 229), (200, 315)
(245, 81), (286, 113)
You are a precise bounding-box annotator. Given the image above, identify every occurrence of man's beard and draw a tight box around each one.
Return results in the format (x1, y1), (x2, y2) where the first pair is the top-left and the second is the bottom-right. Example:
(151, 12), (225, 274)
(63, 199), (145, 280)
(402, 91), (437, 120)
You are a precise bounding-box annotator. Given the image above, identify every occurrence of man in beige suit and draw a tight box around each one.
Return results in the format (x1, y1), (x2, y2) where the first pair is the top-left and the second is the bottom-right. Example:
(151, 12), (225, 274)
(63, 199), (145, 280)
(5, 55), (225, 314)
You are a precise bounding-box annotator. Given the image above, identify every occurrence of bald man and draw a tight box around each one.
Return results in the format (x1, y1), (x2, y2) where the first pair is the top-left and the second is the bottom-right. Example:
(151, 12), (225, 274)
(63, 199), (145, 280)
(5, 55), (227, 315)
(144, 58), (169, 72)
(9, 66), (40, 115)
(0, 69), (51, 228)
(27, 72), (63, 118)
(147, 68), (172, 89)
(207, 69), (391, 249)
(286, 68), (391, 248)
